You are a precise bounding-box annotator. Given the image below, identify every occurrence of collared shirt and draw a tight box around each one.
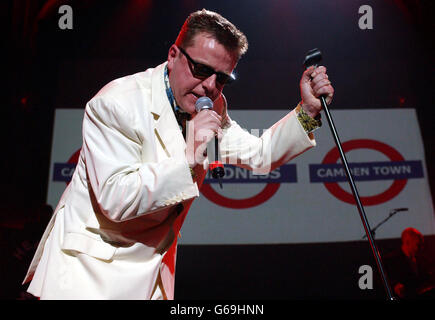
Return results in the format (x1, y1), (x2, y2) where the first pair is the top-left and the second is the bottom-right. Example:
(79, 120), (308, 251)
(164, 65), (190, 138)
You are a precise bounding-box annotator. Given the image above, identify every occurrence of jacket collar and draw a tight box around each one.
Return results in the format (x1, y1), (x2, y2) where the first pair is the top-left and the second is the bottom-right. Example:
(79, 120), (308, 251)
(150, 62), (170, 119)
(149, 62), (187, 161)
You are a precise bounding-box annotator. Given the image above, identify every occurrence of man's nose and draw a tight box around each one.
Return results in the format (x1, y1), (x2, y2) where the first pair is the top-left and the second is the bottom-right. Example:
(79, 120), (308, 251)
(202, 74), (218, 95)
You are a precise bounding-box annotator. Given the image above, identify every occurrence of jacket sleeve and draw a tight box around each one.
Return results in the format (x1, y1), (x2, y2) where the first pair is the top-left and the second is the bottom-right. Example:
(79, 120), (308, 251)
(219, 108), (316, 174)
(82, 95), (198, 222)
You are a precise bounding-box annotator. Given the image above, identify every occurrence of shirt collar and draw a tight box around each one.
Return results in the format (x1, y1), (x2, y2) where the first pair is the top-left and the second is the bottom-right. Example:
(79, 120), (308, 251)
(164, 65), (187, 114)
(163, 65), (191, 133)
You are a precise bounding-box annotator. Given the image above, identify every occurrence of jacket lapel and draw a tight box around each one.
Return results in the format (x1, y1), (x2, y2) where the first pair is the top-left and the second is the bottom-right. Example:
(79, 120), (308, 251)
(149, 62), (187, 162)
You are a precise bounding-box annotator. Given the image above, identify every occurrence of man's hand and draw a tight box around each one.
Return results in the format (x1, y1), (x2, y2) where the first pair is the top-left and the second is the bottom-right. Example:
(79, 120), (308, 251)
(186, 109), (222, 168)
(300, 66), (334, 118)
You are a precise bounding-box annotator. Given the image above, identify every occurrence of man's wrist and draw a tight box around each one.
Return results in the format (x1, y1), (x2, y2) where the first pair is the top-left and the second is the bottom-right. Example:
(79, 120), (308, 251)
(300, 101), (320, 118)
(296, 103), (322, 134)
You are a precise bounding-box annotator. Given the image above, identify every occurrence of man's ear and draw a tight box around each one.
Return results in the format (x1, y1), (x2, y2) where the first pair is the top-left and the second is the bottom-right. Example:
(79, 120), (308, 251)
(167, 45), (178, 71)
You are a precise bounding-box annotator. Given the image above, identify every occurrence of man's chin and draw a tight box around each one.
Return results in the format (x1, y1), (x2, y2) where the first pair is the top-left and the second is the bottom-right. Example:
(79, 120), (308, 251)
(178, 103), (195, 115)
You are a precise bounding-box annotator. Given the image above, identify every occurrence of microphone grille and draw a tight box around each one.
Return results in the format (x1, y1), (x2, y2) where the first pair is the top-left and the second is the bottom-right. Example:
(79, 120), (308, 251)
(195, 97), (213, 112)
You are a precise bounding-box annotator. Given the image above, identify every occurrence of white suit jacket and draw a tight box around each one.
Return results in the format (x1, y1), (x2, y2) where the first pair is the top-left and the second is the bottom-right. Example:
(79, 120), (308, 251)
(23, 62), (316, 299)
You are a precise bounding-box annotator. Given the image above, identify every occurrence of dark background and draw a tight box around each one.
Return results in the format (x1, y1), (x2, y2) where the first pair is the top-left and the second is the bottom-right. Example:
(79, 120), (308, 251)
(1, 0), (434, 300)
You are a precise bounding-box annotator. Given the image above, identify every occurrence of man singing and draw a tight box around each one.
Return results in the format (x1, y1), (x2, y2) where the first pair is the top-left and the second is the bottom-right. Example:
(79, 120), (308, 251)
(24, 9), (334, 299)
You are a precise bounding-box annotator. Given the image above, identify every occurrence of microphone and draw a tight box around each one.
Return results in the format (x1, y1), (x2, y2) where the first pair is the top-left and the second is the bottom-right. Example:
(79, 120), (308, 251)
(195, 96), (214, 112)
(388, 207), (408, 217)
(194, 97), (225, 189)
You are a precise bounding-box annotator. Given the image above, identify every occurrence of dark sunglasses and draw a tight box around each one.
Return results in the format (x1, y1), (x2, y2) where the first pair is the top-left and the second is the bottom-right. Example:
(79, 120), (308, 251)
(178, 46), (236, 85)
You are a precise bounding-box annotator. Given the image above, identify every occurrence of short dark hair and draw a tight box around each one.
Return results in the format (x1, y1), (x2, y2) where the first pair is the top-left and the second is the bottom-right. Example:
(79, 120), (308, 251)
(401, 227), (423, 243)
(175, 9), (248, 60)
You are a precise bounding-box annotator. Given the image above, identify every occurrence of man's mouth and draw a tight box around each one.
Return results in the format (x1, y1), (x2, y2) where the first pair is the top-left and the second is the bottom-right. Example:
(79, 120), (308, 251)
(190, 92), (202, 99)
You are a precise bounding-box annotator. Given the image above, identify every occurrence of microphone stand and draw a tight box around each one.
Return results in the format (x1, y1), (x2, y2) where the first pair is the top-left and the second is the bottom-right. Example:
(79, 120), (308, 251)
(362, 209), (401, 240)
(303, 49), (395, 300)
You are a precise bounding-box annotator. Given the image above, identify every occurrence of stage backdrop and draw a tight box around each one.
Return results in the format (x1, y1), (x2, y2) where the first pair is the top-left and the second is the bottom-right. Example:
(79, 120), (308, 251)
(47, 108), (435, 244)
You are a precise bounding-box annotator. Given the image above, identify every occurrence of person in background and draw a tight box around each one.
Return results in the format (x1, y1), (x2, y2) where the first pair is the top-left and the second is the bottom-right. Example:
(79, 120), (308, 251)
(384, 227), (434, 299)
